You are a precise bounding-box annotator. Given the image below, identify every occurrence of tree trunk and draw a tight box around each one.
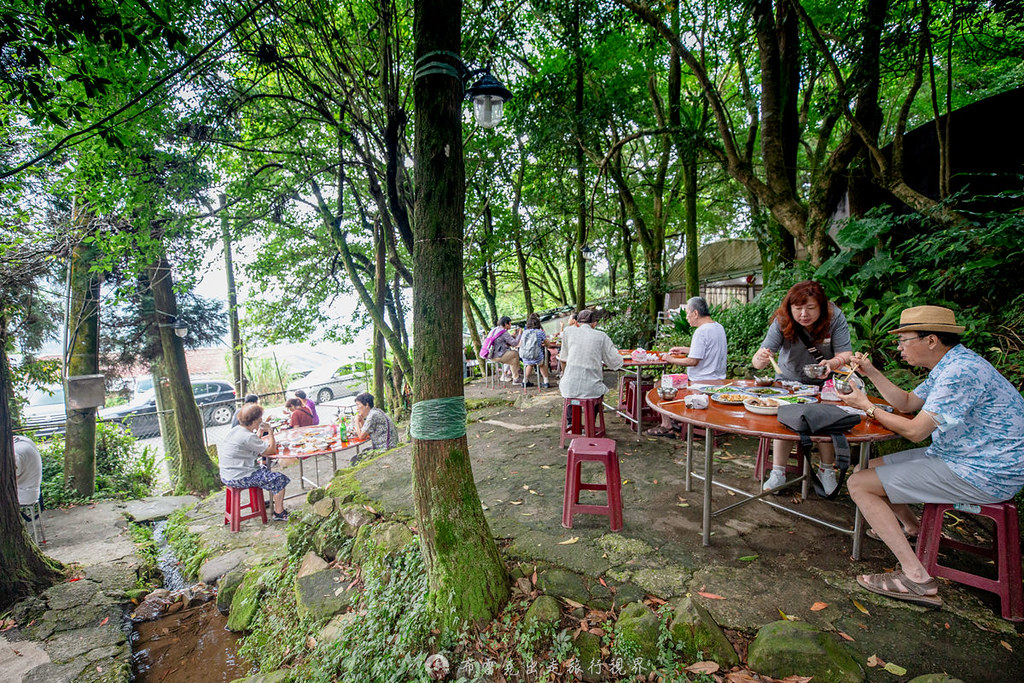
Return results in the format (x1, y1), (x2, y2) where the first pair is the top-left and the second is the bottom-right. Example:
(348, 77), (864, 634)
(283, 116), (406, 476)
(511, 158), (534, 313)
(152, 364), (180, 488)
(221, 194), (245, 398)
(463, 285), (482, 359)
(64, 230), (99, 497)
(412, 0), (508, 629)
(574, 6), (587, 312)
(0, 313), (63, 610)
(374, 217), (387, 404)
(682, 152), (699, 298)
(149, 254), (219, 496)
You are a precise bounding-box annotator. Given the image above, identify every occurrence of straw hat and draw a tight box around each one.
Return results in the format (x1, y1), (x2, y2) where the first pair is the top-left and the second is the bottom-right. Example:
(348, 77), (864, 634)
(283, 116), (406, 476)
(888, 305), (965, 334)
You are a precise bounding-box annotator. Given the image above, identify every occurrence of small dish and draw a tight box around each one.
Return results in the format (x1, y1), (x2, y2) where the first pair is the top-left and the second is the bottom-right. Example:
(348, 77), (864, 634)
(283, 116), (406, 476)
(803, 364), (829, 379)
(754, 375), (776, 387)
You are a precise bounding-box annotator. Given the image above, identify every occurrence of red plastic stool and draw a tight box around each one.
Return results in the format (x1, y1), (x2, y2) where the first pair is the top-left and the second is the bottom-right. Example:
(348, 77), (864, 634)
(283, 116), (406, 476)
(752, 437), (806, 479)
(562, 437), (622, 532)
(620, 376), (656, 431)
(915, 501), (1023, 621)
(560, 397), (606, 448)
(224, 486), (268, 532)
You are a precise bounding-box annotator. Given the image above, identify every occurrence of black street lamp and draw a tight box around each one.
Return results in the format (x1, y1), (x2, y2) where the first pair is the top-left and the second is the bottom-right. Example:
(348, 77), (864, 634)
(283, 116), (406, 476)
(414, 52), (512, 128)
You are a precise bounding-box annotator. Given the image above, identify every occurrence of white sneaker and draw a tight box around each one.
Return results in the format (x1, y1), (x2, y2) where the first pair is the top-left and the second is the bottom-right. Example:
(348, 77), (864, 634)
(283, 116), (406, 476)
(762, 470), (787, 491)
(818, 467), (839, 496)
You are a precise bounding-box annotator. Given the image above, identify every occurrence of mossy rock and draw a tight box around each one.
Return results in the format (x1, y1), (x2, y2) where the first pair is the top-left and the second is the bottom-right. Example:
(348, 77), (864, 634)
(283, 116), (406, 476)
(226, 570), (265, 632)
(294, 567), (357, 620)
(597, 534), (654, 565)
(523, 595), (562, 627)
(325, 470), (366, 505)
(573, 630), (603, 683)
(613, 582), (646, 606)
(306, 488), (326, 504)
(586, 581), (613, 610)
(747, 620), (864, 683)
(216, 569), (247, 615)
(228, 670), (292, 683)
(125, 588), (149, 603)
(338, 504), (375, 537)
(351, 521), (414, 565)
(537, 568), (589, 604)
(667, 596), (739, 667)
(907, 676), (966, 683)
(614, 602), (660, 670)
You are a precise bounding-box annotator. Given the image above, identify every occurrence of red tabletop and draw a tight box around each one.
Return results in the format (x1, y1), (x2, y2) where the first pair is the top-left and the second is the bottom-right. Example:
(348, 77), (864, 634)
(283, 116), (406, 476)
(263, 424), (367, 459)
(646, 379), (900, 444)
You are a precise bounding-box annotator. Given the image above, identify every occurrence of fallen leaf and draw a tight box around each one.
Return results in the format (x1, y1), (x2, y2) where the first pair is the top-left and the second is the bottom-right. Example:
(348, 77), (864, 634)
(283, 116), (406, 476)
(737, 555), (758, 562)
(647, 596), (667, 606)
(685, 661), (720, 674)
(509, 500), (523, 505)
(522, 485), (529, 490)
(676, 502), (690, 508)
(598, 577), (607, 587)
(563, 598), (585, 609)
(531, 570), (538, 585)
(697, 591), (725, 600)
(99, 617), (109, 626)
(589, 627), (605, 636)
(527, 443), (535, 448)
(810, 601), (828, 611)
(852, 599), (871, 615)
(558, 537), (579, 545)
(652, 479), (658, 484)
(837, 631), (855, 642)
(866, 654), (884, 667)
(780, 677), (813, 683)
(778, 608), (799, 621)
(622, 479), (629, 485)
(540, 464), (550, 469)
(306, 635), (317, 649)
(1000, 640), (1013, 652)
(883, 662), (907, 676)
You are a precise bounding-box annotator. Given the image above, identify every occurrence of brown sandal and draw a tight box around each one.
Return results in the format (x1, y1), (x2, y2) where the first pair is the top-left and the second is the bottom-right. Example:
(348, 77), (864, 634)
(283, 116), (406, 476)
(644, 426), (676, 438)
(857, 570), (942, 608)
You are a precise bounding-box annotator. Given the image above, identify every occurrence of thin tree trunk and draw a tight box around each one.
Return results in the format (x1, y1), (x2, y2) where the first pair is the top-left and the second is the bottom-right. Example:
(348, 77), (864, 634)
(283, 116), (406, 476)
(221, 194), (245, 397)
(149, 254), (219, 496)
(463, 285), (482, 359)
(574, 3), (587, 312)
(0, 312), (63, 611)
(64, 228), (99, 497)
(374, 218), (387, 404)
(412, 0), (508, 629)
(511, 158), (534, 313)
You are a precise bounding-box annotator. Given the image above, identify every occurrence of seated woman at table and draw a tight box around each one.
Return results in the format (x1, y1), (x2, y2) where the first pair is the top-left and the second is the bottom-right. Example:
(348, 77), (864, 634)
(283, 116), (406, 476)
(219, 404), (290, 521)
(353, 392), (399, 452)
(520, 313), (551, 389)
(751, 280), (854, 495)
(284, 397), (315, 428)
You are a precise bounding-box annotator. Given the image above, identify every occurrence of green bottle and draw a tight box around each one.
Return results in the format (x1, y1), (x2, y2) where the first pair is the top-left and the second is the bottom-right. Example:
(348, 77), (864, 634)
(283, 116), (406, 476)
(338, 418), (347, 443)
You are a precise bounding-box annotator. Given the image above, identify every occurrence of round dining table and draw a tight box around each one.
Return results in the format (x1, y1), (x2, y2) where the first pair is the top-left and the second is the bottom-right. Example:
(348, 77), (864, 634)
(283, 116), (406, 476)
(647, 379), (902, 560)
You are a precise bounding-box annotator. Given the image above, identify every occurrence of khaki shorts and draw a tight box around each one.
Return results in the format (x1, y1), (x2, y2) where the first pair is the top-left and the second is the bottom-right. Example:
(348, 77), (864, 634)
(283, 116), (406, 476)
(877, 448), (1004, 505)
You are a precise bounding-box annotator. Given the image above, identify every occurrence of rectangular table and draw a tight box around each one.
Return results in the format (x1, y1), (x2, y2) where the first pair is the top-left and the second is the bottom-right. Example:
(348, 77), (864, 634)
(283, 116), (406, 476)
(266, 424), (370, 494)
(647, 380), (900, 560)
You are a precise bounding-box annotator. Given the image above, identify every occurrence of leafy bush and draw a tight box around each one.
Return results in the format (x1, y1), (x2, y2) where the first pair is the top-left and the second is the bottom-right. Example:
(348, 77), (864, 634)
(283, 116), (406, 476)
(38, 421), (157, 507)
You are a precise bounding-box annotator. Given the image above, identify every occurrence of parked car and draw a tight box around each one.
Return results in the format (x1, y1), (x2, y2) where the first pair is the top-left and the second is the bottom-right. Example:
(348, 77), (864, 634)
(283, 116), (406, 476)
(286, 361), (367, 404)
(99, 380), (236, 438)
(20, 383), (67, 437)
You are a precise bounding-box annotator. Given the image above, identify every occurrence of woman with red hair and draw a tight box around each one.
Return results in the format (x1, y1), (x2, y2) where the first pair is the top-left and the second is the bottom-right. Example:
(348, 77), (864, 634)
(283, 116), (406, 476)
(752, 280), (854, 494)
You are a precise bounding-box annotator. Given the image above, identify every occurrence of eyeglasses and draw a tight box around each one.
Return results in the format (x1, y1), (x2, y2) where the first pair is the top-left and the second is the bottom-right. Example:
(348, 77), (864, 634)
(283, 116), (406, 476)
(895, 335), (929, 348)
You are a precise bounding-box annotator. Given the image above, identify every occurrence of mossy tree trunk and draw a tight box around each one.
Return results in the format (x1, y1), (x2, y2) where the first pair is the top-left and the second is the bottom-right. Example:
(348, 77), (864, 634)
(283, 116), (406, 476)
(0, 314), (63, 610)
(411, 0), (508, 629)
(149, 254), (219, 496)
(63, 232), (100, 496)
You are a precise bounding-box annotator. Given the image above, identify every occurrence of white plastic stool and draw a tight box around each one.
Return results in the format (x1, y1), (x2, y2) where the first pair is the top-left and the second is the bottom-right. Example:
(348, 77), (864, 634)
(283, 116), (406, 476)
(20, 501), (45, 545)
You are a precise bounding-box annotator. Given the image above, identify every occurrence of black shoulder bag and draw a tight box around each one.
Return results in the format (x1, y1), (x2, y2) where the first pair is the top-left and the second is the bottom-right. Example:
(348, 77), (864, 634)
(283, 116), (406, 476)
(777, 404), (861, 499)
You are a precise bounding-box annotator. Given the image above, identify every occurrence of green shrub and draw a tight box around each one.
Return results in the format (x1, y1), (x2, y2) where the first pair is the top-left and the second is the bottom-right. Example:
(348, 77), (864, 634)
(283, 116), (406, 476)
(38, 421), (157, 507)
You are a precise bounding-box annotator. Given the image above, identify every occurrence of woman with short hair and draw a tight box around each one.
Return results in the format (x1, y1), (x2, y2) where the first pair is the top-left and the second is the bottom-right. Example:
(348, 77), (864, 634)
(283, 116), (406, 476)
(219, 404), (290, 521)
(285, 397), (315, 428)
(353, 393), (399, 454)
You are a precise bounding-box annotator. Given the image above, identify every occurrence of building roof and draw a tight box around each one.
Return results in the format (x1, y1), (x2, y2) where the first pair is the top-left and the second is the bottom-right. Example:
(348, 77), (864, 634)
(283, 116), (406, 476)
(666, 238), (762, 287)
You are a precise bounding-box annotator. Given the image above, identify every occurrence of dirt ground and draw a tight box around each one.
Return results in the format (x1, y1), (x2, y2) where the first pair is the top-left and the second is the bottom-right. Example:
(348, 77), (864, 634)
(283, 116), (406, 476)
(348, 373), (1024, 683)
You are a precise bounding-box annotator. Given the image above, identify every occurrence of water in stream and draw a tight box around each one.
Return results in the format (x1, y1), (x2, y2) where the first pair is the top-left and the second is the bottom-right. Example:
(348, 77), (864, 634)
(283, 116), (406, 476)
(130, 521), (253, 682)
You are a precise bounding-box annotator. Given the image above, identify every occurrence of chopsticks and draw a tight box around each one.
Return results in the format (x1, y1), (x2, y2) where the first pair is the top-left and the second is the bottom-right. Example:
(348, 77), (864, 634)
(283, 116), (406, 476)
(658, 397), (690, 406)
(768, 354), (782, 375)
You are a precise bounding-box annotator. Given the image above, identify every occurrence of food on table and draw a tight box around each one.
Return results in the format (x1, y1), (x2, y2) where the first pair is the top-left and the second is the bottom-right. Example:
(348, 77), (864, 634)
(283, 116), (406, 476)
(746, 387), (787, 395)
(712, 392), (755, 404)
(745, 397), (782, 407)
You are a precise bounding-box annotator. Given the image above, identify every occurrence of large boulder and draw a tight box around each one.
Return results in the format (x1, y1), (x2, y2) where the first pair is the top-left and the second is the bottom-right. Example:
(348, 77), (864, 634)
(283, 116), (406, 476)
(536, 568), (589, 605)
(614, 602), (660, 671)
(351, 521), (414, 565)
(573, 630), (603, 683)
(746, 620), (864, 683)
(226, 571), (265, 632)
(294, 561), (358, 620)
(667, 596), (739, 667)
(217, 569), (247, 615)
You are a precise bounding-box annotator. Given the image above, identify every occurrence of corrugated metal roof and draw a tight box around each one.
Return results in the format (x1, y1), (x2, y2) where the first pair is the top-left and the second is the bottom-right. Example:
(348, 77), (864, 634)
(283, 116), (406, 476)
(666, 238), (762, 285)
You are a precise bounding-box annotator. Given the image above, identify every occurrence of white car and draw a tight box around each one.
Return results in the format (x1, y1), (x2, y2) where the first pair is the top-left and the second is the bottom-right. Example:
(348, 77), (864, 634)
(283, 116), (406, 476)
(286, 362), (368, 404)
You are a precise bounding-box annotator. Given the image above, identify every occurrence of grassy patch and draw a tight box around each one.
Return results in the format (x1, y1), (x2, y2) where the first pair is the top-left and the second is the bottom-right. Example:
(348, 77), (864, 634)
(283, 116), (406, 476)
(127, 522), (162, 590)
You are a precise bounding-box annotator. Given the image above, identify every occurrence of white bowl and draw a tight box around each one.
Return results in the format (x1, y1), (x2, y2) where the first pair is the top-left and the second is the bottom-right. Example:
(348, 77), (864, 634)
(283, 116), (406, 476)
(743, 397), (783, 415)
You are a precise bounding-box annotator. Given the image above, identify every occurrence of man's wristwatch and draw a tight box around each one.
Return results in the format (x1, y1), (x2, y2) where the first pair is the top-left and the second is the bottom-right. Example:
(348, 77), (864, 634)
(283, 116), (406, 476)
(865, 405), (877, 419)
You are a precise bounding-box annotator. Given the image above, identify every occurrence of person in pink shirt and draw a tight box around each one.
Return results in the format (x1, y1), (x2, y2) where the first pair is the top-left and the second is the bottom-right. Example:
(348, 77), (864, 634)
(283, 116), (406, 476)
(293, 390), (319, 424)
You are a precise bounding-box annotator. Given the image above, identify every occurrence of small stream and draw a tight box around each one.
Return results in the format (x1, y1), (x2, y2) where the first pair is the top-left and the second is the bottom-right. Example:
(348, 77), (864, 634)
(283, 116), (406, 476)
(130, 520), (253, 682)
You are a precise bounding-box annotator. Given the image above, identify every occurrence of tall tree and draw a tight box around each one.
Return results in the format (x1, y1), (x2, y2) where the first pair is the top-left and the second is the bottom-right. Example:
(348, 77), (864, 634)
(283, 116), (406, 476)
(411, 0), (508, 628)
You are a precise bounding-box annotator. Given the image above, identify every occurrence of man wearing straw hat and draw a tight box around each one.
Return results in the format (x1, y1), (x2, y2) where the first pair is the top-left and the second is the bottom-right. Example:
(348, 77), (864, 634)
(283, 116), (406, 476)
(839, 305), (1024, 608)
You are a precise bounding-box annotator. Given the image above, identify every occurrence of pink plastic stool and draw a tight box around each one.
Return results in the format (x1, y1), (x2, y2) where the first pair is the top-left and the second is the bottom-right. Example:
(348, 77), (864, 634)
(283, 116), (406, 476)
(562, 437), (622, 532)
(559, 397), (606, 448)
(224, 486), (268, 532)
(752, 437), (806, 479)
(620, 376), (656, 431)
(915, 501), (1023, 621)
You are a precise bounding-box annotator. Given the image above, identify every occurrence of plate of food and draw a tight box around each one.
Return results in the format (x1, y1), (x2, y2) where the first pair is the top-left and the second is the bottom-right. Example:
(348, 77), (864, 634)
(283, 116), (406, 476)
(744, 386), (788, 396)
(712, 392), (756, 405)
(692, 384), (738, 395)
(743, 397), (784, 415)
(774, 395), (818, 404)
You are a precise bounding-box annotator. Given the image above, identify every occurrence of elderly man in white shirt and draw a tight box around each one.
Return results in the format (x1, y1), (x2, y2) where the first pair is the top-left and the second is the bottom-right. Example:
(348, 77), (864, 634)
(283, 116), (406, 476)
(14, 434), (43, 513)
(558, 309), (624, 408)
